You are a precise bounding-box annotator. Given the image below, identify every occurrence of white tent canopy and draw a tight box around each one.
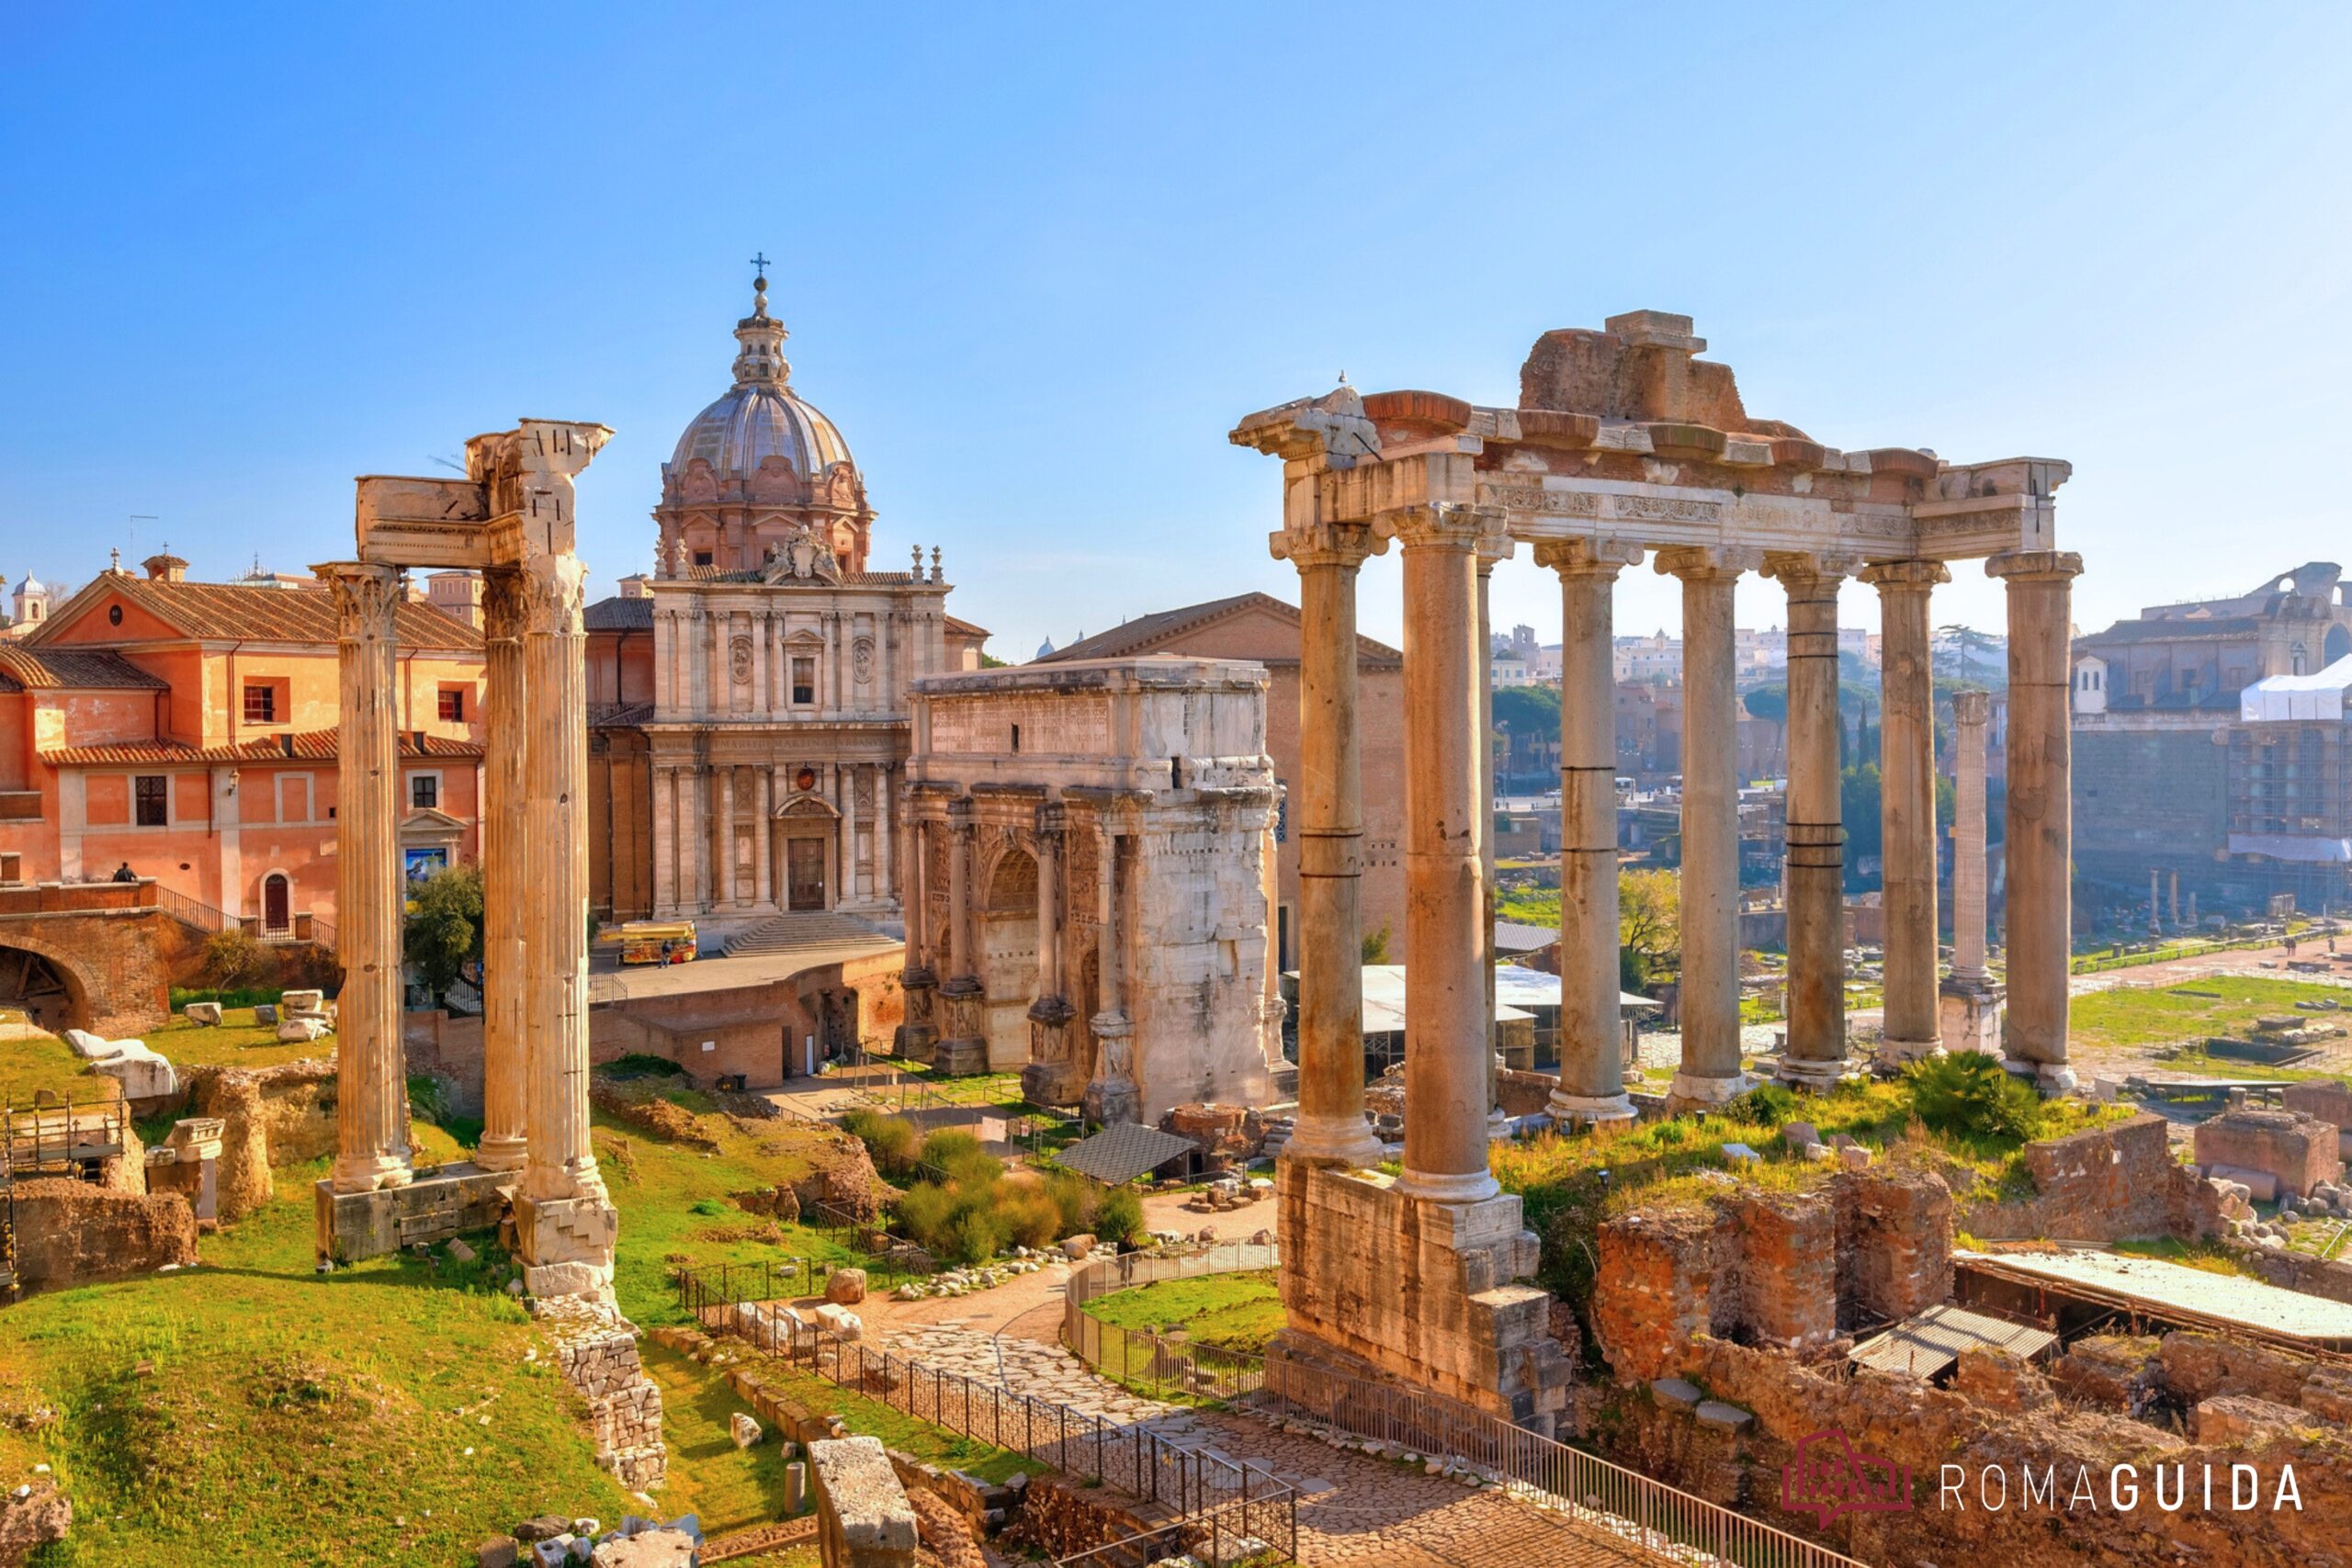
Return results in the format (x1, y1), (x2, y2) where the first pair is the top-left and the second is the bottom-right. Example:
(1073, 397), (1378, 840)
(1283, 963), (1658, 1034)
(2241, 653), (2352, 723)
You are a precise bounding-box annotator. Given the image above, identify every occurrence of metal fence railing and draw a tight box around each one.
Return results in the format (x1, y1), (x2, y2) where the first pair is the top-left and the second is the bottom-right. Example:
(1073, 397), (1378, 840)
(674, 1263), (1297, 1562)
(1061, 1242), (1865, 1568)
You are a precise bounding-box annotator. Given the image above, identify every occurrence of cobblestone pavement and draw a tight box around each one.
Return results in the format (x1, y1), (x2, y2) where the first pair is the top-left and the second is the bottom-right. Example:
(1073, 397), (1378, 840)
(878, 1325), (1651, 1568)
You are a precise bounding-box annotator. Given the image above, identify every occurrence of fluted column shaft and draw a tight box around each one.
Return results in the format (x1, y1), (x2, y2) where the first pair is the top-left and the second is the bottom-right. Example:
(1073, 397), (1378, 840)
(1538, 542), (1639, 1122)
(476, 568), (528, 1172)
(1951, 691), (1992, 986)
(1036, 815), (1065, 998)
(1659, 548), (1754, 1104)
(1476, 538), (1508, 1134)
(320, 561), (413, 1193)
(520, 554), (605, 1208)
(946, 799), (974, 982)
(1270, 525), (1385, 1168)
(1380, 504), (1504, 1204)
(1770, 557), (1851, 1086)
(1992, 550), (2084, 1089)
(1866, 560), (1949, 1059)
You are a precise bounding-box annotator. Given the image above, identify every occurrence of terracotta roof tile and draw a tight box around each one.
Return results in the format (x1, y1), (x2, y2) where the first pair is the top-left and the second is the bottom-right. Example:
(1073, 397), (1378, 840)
(35, 573), (481, 650)
(40, 728), (481, 768)
(0, 646), (168, 692)
(1036, 592), (1402, 668)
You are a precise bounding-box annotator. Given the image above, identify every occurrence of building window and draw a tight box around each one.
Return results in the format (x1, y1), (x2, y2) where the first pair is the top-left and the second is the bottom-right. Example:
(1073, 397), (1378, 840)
(693, 550), (714, 568)
(134, 774), (167, 827)
(0, 852), (19, 886)
(411, 773), (439, 810)
(792, 657), (817, 706)
(1011, 724), (1021, 753)
(437, 687), (466, 722)
(243, 682), (277, 723)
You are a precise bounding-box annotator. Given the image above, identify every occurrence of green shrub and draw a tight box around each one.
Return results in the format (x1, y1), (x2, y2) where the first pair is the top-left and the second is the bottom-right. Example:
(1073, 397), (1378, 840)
(919, 1128), (1001, 1183)
(1729, 1081), (1800, 1128)
(999, 1187), (1063, 1250)
(602, 1053), (686, 1081)
(1042, 1169), (1093, 1235)
(1905, 1052), (2043, 1145)
(1093, 1185), (1145, 1248)
(842, 1110), (922, 1177)
(896, 1181), (957, 1253)
(946, 1207), (1005, 1267)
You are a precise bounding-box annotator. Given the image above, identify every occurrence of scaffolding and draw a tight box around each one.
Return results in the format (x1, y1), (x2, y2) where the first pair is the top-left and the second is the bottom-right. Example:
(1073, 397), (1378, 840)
(0, 1090), (131, 1300)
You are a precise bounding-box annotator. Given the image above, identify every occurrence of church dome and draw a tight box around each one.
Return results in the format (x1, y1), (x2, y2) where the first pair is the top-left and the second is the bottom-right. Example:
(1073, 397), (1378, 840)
(666, 272), (856, 481)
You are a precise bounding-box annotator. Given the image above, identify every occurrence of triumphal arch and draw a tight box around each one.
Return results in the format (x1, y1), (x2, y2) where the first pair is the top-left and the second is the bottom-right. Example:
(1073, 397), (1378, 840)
(313, 419), (620, 1304)
(1236, 311), (2077, 1430)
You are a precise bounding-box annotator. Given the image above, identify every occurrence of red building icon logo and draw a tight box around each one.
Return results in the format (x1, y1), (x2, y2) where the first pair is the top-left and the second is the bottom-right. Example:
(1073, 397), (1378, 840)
(1781, 1428), (1913, 1528)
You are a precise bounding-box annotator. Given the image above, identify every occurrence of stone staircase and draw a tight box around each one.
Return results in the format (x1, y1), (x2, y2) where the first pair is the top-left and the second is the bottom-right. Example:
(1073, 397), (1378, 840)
(721, 911), (894, 959)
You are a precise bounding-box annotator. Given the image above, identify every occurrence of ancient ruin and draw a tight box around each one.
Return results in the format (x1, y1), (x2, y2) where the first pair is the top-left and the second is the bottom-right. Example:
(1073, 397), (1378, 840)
(1234, 310), (2081, 1428)
(899, 657), (1283, 1119)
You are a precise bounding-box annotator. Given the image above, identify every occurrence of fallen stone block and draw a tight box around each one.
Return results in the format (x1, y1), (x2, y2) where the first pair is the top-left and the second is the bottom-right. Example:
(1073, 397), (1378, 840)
(277, 1016), (332, 1043)
(824, 1267), (867, 1305)
(1694, 1400), (1754, 1434)
(2207, 1163), (2281, 1203)
(2194, 1393), (2308, 1446)
(1060, 1234), (1095, 1259)
(1805, 1144), (1840, 1164)
(1781, 1122), (1820, 1149)
(183, 1001), (223, 1026)
(62, 1028), (128, 1060)
(252, 1003), (277, 1025)
(1839, 1145), (1873, 1171)
(1650, 1377), (1702, 1414)
(731, 1412), (762, 1449)
(1719, 1142), (1760, 1167)
(279, 988), (326, 1015)
(91, 1044), (176, 1101)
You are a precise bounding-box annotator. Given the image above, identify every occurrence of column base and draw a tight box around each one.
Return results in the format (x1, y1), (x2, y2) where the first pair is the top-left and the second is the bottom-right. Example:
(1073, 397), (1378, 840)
(1081, 1077), (1141, 1128)
(934, 976), (986, 1075)
(1666, 1070), (1752, 1110)
(1394, 1166), (1502, 1204)
(1939, 983), (2006, 1056)
(1021, 996), (1080, 1104)
(1774, 1056), (1861, 1091)
(1546, 1090), (1637, 1127)
(472, 1134), (528, 1174)
(330, 1151), (414, 1195)
(1876, 1036), (1946, 1066)
(515, 1190), (620, 1303)
(1278, 1112), (1386, 1169)
(895, 1023), (938, 1065)
(2003, 1057), (2078, 1095)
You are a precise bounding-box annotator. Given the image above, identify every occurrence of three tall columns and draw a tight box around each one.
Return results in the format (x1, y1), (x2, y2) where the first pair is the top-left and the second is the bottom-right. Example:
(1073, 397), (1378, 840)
(322, 562), (414, 1194)
(1992, 550), (2083, 1089)
(1658, 547), (1758, 1107)
(1769, 555), (1854, 1088)
(1866, 560), (1950, 1062)
(1270, 523), (1385, 1168)
(1538, 540), (1640, 1124)
(1379, 504), (1506, 1205)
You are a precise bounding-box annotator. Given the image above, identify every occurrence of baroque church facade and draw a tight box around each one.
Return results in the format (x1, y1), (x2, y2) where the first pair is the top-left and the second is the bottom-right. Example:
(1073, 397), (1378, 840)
(586, 274), (986, 925)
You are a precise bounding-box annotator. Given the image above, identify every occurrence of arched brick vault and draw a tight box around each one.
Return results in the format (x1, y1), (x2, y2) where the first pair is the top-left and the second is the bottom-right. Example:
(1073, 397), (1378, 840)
(0, 910), (187, 1037)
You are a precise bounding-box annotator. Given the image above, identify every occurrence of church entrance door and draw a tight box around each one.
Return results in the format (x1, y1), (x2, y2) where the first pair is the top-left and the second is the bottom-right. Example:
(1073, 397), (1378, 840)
(786, 837), (827, 911)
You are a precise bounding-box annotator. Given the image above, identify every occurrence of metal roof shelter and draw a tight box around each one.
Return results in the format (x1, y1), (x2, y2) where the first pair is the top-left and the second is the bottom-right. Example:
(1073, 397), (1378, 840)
(1957, 1248), (2352, 1355)
(1849, 1303), (2058, 1382)
(1057, 1122), (1201, 1187)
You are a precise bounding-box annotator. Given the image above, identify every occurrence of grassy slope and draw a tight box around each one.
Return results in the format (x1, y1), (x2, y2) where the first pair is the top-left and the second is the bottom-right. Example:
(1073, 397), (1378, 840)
(0, 1010), (337, 1110)
(1079, 1272), (1285, 1353)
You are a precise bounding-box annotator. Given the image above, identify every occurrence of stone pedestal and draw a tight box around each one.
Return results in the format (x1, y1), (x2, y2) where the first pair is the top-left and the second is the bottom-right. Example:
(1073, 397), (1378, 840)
(933, 979), (988, 1076)
(314, 1163), (514, 1265)
(1019, 996), (1081, 1106)
(515, 1190), (624, 1300)
(1273, 1160), (1572, 1434)
(1939, 980), (2005, 1055)
(895, 966), (937, 1064)
(1082, 1014), (1140, 1126)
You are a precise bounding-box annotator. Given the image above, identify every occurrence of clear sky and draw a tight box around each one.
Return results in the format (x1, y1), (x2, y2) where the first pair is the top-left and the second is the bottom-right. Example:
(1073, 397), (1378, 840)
(5, 4), (2349, 658)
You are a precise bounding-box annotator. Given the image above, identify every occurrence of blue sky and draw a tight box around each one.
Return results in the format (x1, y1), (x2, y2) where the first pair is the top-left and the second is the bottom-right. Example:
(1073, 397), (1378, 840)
(4, 4), (2348, 658)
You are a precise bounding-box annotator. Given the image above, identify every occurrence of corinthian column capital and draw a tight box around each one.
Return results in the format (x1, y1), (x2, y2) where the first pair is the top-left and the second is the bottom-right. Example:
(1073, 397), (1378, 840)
(313, 560), (404, 628)
(518, 554), (589, 637)
(1655, 544), (1764, 581)
(481, 565), (526, 643)
(1270, 521), (1386, 571)
(1984, 549), (2084, 584)
(1762, 549), (1861, 589)
(1532, 537), (1643, 580)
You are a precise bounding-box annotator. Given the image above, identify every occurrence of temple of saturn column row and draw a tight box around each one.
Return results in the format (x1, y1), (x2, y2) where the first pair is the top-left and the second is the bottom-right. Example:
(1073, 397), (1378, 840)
(1236, 311), (2077, 1430)
(314, 419), (622, 1304)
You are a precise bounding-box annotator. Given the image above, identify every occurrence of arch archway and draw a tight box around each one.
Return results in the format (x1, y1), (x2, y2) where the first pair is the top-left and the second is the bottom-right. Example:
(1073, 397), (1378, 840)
(0, 943), (91, 1036)
(979, 847), (1039, 1070)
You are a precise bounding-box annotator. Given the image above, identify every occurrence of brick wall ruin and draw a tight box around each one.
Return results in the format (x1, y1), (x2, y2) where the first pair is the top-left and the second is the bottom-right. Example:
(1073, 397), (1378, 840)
(1963, 1112), (2225, 1242)
(539, 1298), (666, 1492)
(2195, 1108), (2343, 1199)
(11, 1179), (198, 1291)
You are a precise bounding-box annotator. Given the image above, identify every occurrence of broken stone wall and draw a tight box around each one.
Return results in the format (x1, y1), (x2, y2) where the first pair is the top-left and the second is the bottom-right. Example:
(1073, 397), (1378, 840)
(1591, 1206), (1718, 1382)
(1719, 1191), (1838, 1352)
(12, 1179), (198, 1291)
(2195, 1108), (2343, 1199)
(1963, 1112), (2224, 1242)
(1835, 1166), (1954, 1330)
(540, 1299), (666, 1492)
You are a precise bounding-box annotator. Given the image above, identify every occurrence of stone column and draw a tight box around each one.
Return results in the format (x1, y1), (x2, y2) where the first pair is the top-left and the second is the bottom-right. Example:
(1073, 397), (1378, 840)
(898, 800), (937, 1063)
(1082, 817), (1139, 1126)
(1266, 523), (1385, 1168)
(753, 766), (774, 908)
(1768, 554), (1854, 1089)
(475, 567), (528, 1173)
(651, 765), (677, 917)
(1951, 691), (1992, 987)
(718, 766), (738, 908)
(317, 561), (412, 1193)
(514, 550), (617, 1298)
(935, 797), (986, 1074)
(1022, 804), (1080, 1106)
(1990, 550), (2084, 1090)
(1537, 540), (1641, 1124)
(1657, 547), (1758, 1106)
(874, 765), (895, 905)
(1374, 503), (1505, 1205)
(1476, 533), (1510, 1137)
(1865, 560), (1950, 1062)
(842, 762), (863, 903)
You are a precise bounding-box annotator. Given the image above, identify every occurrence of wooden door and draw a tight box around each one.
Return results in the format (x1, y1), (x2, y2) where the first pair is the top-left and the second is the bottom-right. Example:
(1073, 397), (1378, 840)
(786, 837), (826, 911)
(264, 874), (290, 934)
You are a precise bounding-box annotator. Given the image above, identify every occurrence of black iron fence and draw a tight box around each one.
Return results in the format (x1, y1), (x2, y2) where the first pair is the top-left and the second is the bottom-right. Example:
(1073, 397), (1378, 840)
(674, 1262), (1296, 1562)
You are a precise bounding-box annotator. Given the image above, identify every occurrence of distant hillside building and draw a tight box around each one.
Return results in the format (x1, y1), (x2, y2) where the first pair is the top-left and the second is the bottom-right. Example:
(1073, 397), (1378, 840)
(2073, 561), (2352, 916)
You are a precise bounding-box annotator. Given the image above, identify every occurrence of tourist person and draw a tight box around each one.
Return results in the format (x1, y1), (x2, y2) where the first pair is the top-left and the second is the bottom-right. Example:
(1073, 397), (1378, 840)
(110, 861), (136, 883)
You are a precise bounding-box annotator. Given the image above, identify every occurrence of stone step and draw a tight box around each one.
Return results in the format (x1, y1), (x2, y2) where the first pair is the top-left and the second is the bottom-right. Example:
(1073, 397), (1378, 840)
(721, 912), (891, 958)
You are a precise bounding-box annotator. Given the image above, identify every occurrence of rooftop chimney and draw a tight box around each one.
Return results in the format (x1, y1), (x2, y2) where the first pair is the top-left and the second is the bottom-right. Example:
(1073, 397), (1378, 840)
(142, 553), (188, 583)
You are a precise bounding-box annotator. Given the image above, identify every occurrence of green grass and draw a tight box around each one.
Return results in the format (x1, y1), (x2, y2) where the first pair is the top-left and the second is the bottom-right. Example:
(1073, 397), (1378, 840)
(2069, 977), (2350, 1054)
(0, 1010), (340, 1110)
(637, 1343), (803, 1538)
(730, 1359), (1045, 1485)
(2112, 1236), (2265, 1279)
(1079, 1272), (1285, 1354)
